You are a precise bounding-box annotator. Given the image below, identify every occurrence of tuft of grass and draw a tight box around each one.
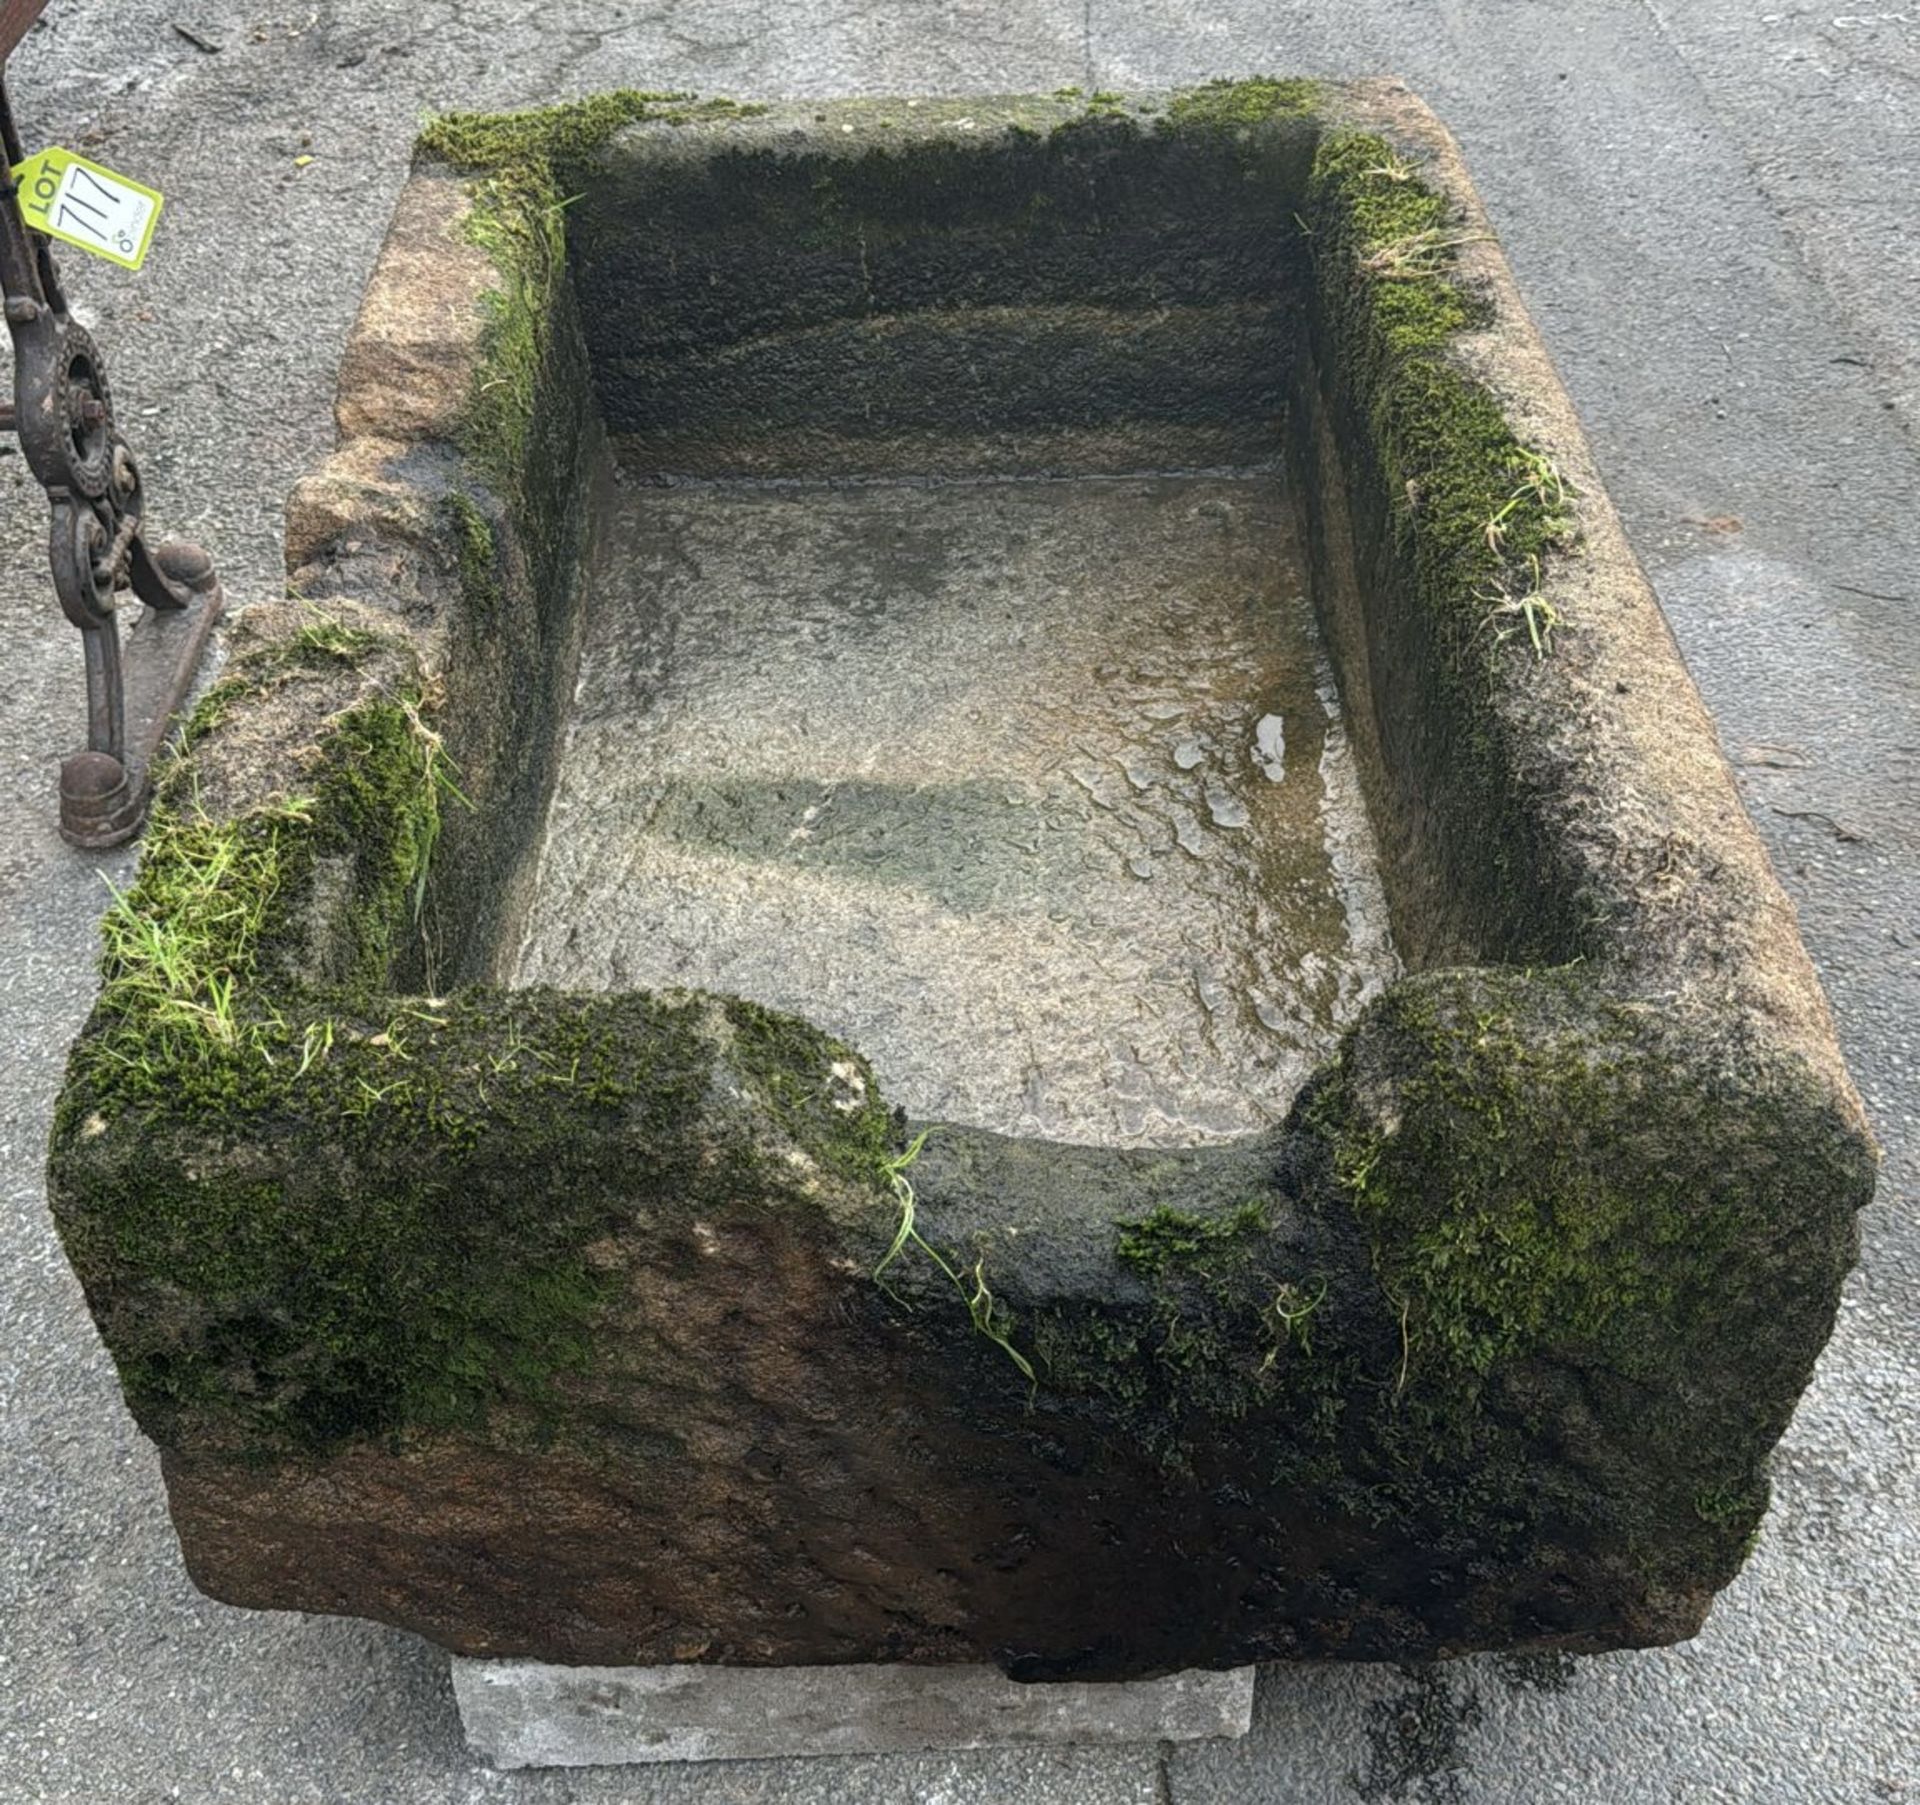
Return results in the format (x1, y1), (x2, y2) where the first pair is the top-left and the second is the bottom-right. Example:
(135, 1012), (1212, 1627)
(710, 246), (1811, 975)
(1361, 227), (1493, 282)
(1481, 554), (1563, 659)
(296, 1016), (336, 1077)
(1261, 1278), (1328, 1368)
(961, 1260), (1036, 1386)
(1482, 449), (1576, 554)
(874, 1131), (1035, 1389)
(89, 676), (463, 1103)
(872, 1129), (933, 1287)
(396, 692), (473, 924)
(1361, 149), (1423, 184)
(96, 802), (308, 1069)
(289, 610), (384, 665)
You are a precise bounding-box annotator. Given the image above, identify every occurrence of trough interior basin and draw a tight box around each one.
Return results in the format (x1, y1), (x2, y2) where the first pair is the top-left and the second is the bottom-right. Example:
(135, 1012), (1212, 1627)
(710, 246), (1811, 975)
(506, 103), (1404, 1147)
(518, 475), (1395, 1145)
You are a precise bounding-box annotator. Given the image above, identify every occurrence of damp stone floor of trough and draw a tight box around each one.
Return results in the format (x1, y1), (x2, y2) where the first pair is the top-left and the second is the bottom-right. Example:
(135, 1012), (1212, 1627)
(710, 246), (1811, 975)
(513, 471), (1398, 1146)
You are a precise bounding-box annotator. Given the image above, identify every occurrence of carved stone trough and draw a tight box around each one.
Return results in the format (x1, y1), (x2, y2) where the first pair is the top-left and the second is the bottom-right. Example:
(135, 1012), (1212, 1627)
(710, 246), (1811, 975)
(49, 81), (1875, 1680)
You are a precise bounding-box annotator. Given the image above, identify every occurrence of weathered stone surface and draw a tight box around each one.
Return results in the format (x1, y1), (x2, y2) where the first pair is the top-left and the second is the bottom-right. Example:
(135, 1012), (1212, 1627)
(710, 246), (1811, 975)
(46, 82), (1875, 1681)
(450, 1658), (1255, 1768)
(517, 473), (1397, 1145)
(332, 174), (495, 446)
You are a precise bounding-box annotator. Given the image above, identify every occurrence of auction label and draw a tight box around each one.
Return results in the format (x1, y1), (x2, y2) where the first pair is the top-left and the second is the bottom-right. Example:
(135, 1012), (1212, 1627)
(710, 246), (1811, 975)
(11, 149), (163, 271)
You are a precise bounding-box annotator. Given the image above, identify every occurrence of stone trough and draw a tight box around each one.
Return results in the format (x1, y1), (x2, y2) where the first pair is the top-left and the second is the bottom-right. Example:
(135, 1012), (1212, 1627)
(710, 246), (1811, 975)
(49, 81), (1875, 1686)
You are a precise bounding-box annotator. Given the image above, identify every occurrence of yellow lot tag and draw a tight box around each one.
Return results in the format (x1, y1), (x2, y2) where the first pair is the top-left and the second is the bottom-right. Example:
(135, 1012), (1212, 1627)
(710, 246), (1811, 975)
(11, 149), (163, 271)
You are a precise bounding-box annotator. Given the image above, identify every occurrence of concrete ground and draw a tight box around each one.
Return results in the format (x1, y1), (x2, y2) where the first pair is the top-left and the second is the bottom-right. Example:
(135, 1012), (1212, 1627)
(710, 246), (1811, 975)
(0, 2), (1913, 1800)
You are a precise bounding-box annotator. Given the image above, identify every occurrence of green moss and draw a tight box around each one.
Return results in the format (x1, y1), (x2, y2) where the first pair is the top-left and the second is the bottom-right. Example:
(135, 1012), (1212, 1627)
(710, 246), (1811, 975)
(1304, 128), (1591, 956)
(174, 618), (397, 761)
(1317, 974), (1678, 1388)
(1308, 129), (1577, 678)
(174, 675), (248, 747)
(49, 402), (910, 1456)
(309, 695), (452, 983)
(55, 979), (899, 1454)
(78, 673), (448, 1119)
(286, 613), (385, 665)
(1164, 77), (1320, 129)
(412, 92), (762, 584)
(721, 994), (892, 1184)
(1115, 1200), (1269, 1280)
(1315, 137), (1450, 244)
(1027, 1194), (1353, 1470)
(1693, 1480), (1766, 1526)
(1306, 132), (1576, 643)
(82, 618), (435, 1105)
(51, 655), (557, 1451)
(415, 91), (765, 177)
(1301, 967), (1866, 1584)
(447, 491), (503, 618)
(448, 169), (564, 497)
(91, 800), (305, 1074)
(60, 787), (892, 1458)
(1045, 108), (1143, 148)
(415, 101), (644, 498)
(58, 993), (670, 1451)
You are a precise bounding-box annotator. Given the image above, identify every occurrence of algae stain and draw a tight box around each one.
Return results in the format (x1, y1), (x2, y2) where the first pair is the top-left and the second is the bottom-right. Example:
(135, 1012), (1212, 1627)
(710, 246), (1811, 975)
(1353, 1665), (1484, 1803)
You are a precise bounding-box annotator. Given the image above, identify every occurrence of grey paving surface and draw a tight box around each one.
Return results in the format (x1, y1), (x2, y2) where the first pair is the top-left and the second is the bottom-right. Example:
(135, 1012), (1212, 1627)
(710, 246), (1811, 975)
(0, 3), (1914, 1801)
(1638, 0), (1920, 443)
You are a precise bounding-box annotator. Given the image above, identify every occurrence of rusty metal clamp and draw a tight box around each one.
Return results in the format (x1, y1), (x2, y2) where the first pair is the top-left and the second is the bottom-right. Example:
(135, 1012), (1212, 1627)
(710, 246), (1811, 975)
(0, 13), (223, 848)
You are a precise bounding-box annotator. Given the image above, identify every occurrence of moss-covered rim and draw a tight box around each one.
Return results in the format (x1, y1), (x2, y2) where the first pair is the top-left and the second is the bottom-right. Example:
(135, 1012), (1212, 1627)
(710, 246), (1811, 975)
(1302, 128), (1579, 657)
(57, 618), (902, 1453)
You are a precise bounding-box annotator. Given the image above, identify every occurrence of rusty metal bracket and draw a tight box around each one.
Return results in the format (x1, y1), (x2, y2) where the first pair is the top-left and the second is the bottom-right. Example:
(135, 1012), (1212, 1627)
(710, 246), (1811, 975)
(0, 39), (223, 849)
